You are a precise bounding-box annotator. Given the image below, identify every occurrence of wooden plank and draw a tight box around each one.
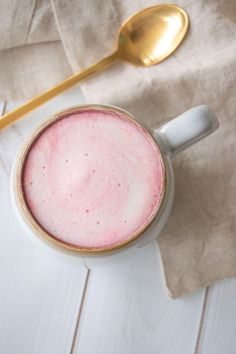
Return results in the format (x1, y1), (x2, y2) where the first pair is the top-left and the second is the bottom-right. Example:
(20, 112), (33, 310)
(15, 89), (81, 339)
(197, 279), (236, 354)
(73, 243), (206, 354)
(0, 95), (89, 354)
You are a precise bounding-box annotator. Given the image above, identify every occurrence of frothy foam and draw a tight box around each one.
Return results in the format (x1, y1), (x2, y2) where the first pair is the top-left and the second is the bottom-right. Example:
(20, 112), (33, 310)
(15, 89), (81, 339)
(22, 108), (165, 250)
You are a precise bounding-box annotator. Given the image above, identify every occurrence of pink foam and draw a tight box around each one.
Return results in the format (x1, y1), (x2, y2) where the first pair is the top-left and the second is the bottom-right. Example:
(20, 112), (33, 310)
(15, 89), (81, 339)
(23, 109), (165, 249)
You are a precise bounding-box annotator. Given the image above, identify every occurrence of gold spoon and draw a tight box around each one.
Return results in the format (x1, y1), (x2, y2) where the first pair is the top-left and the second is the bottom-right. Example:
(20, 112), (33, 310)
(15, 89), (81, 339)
(0, 4), (188, 129)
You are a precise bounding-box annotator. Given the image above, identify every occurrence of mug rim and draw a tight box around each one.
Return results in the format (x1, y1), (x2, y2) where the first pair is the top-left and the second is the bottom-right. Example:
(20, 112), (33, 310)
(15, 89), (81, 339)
(13, 104), (168, 254)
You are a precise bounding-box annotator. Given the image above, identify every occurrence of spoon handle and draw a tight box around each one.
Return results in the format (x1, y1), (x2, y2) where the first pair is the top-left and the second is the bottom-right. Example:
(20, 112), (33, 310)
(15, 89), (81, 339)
(0, 52), (118, 130)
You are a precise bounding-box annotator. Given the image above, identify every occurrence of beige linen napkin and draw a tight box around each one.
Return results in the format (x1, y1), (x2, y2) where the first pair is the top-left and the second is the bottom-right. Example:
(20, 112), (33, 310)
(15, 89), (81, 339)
(1, 0), (236, 298)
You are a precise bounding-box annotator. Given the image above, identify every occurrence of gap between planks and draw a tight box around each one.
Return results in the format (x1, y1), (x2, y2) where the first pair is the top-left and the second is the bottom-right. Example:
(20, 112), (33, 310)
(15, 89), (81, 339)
(70, 268), (91, 354)
(194, 287), (210, 354)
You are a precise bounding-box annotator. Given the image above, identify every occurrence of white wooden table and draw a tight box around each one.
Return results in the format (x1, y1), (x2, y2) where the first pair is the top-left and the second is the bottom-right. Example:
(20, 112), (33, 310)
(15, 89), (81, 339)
(0, 87), (235, 354)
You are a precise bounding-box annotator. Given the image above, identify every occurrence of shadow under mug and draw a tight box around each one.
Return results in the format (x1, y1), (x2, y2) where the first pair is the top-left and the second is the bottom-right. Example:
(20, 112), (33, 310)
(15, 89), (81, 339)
(11, 104), (219, 257)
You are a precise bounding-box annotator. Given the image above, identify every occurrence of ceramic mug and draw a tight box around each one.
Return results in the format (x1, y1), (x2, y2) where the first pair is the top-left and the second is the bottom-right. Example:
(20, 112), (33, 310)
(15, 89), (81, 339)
(11, 104), (218, 259)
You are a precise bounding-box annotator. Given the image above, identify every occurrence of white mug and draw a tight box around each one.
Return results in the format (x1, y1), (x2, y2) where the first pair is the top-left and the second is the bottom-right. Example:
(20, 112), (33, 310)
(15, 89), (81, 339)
(10, 104), (219, 261)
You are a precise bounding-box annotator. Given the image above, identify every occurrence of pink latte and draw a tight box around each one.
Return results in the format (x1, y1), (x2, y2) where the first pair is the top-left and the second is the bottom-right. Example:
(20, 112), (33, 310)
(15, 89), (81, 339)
(22, 108), (165, 250)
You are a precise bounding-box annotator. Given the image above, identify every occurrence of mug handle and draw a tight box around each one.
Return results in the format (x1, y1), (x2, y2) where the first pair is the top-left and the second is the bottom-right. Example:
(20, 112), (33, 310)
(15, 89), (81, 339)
(153, 105), (219, 156)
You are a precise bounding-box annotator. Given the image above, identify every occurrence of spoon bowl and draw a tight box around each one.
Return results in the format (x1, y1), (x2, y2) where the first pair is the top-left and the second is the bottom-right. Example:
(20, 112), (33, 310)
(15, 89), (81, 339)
(118, 5), (189, 66)
(0, 4), (189, 129)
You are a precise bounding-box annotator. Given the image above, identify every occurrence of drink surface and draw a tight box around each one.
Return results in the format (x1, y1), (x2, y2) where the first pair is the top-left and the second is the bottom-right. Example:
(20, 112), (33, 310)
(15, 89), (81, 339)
(22, 108), (165, 250)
